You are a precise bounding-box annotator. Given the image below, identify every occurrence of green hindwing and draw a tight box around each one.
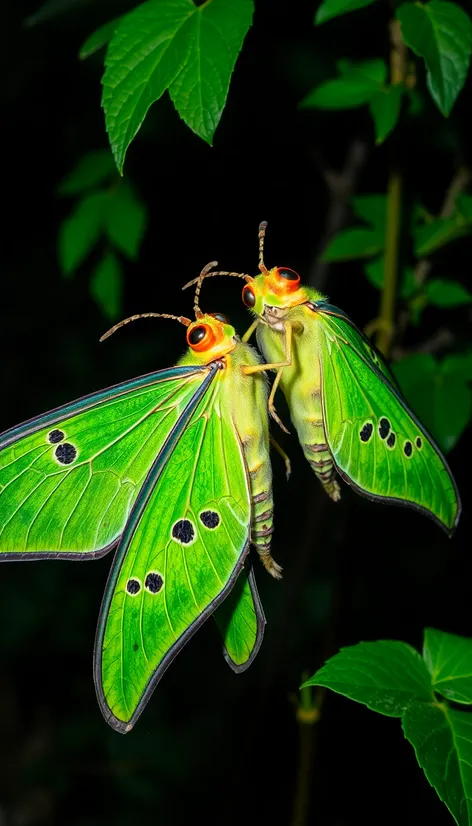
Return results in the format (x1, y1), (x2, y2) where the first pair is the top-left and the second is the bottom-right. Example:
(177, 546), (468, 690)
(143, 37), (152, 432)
(94, 376), (253, 732)
(0, 366), (213, 558)
(313, 305), (461, 534)
(214, 561), (265, 672)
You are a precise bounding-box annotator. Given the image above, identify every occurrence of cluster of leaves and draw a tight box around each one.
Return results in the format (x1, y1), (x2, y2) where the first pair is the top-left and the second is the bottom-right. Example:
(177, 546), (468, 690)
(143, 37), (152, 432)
(302, 0), (472, 141)
(304, 629), (472, 826)
(78, 0), (254, 172)
(320, 192), (472, 452)
(58, 150), (147, 319)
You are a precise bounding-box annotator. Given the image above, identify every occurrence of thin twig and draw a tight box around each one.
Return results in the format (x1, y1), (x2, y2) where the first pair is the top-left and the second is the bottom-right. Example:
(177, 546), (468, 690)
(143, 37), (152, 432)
(308, 140), (369, 290)
(375, 20), (407, 357)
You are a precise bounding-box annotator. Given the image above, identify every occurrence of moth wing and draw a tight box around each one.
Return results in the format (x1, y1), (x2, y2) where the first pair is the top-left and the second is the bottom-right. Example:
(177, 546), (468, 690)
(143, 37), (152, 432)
(94, 376), (253, 731)
(0, 365), (212, 559)
(315, 306), (461, 534)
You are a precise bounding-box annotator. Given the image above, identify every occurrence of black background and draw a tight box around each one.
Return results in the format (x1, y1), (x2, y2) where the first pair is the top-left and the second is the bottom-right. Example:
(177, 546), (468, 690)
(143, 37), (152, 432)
(1, 1), (471, 825)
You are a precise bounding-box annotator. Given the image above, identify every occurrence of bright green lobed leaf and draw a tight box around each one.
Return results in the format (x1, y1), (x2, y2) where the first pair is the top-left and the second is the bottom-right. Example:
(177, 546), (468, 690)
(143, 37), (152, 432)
(351, 194), (387, 231)
(103, 0), (199, 173)
(79, 18), (122, 60)
(393, 354), (472, 452)
(396, 1), (472, 116)
(58, 191), (110, 276)
(168, 0), (254, 144)
(103, 0), (253, 170)
(90, 250), (123, 320)
(414, 215), (472, 256)
(57, 150), (116, 196)
(303, 641), (434, 716)
(426, 279), (472, 307)
(402, 701), (472, 825)
(105, 183), (148, 260)
(369, 84), (403, 143)
(424, 628), (472, 704)
(315, 0), (378, 25)
(322, 228), (384, 261)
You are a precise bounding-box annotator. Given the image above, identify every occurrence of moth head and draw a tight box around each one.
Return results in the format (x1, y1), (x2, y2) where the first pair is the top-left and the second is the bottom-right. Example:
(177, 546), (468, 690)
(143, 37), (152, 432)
(250, 221), (309, 312)
(186, 313), (236, 362)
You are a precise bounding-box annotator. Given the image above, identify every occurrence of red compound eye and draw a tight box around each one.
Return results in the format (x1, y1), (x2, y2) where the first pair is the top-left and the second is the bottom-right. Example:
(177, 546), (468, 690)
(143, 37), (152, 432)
(187, 324), (216, 351)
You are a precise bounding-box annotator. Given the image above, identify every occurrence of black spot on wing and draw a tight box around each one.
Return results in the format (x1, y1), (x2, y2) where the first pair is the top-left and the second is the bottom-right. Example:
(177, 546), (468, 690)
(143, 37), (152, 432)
(54, 442), (77, 464)
(133, 643), (139, 651)
(48, 429), (65, 444)
(126, 578), (141, 595)
(200, 510), (220, 529)
(416, 436), (422, 449)
(360, 422), (373, 442)
(387, 432), (396, 449)
(404, 441), (413, 457)
(379, 418), (390, 439)
(172, 519), (195, 544)
(145, 572), (164, 594)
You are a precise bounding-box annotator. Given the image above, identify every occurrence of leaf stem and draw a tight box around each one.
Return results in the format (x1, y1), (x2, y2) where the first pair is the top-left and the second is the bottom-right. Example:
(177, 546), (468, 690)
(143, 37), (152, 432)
(290, 677), (324, 826)
(375, 20), (407, 357)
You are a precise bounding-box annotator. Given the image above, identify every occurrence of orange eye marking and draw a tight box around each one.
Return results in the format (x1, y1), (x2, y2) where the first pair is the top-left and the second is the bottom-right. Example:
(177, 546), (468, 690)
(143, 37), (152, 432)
(272, 267), (300, 294)
(187, 323), (218, 352)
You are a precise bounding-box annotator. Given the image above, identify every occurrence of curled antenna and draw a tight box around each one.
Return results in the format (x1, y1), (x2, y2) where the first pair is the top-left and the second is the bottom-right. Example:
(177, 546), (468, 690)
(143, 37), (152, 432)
(100, 312), (191, 342)
(194, 261), (218, 319)
(258, 221), (268, 273)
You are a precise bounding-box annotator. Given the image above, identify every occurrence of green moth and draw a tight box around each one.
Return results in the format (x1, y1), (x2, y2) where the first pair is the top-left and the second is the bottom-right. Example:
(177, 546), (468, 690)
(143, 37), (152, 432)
(0, 262), (281, 732)
(187, 227), (461, 535)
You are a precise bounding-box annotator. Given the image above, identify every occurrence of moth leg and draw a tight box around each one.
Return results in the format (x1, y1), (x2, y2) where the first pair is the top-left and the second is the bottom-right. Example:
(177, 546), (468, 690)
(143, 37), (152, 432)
(241, 319), (260, 343)
(241, 322), (293, 434)
(270, 436), (291, 480)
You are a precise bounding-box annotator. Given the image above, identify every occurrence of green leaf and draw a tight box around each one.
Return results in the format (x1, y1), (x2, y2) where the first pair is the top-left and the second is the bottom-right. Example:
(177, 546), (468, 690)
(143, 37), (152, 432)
(426, 279), (472, 307)
(79, 18), (122, 60)
(303, 641), (433, 716)
(323, 228), (383, 261)
(424, 628), (472, 704)
(300, 77), (380, 109)
(414, 216), (472, 256)
(103, 0), (253, 171)
(57, 150), (116, 196)
(168, 0), (254, 144)
(351, 195), (387, 231)
(442, 352), (472, 382)
(393, 354), (472, 452)
(364, 257), (416, 298)
(337, 59), (387, 84)
(457, 194), (472, 222)
(396, 1), (472, 116)
(369, 84), (403, 144)
(105, 184), (147, 260)
(90, 250), (123, 320)
(402, 702), (472, 826)
(58, 192), (109, 277)
(315, 0), (378, 25)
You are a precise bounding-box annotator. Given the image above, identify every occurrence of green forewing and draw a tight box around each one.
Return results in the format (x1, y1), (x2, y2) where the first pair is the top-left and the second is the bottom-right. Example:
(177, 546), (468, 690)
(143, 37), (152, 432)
(313, 304), (460, 533)
(214, 562), (265, 672)
(95, 379), (252, 731)
(0, 366), (211, 558)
